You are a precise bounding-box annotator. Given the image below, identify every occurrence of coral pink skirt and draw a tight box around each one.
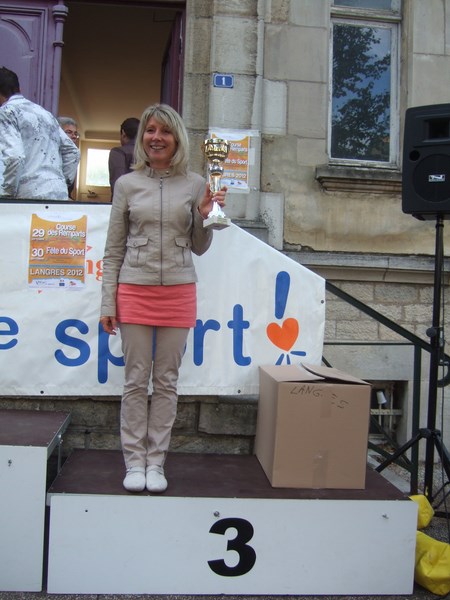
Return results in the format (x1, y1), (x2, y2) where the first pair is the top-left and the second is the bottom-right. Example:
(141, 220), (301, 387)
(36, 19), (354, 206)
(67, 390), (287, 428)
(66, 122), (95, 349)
(116, 283), (196, 327)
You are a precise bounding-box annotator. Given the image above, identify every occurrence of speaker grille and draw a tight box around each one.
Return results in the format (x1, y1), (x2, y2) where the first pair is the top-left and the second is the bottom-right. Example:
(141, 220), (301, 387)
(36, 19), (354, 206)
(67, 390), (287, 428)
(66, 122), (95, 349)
(412, 154), (450, 203)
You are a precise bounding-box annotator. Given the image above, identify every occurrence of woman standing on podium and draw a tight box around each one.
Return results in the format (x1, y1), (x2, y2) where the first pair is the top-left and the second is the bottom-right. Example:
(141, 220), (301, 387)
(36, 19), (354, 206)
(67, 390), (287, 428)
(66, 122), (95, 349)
(100, 104), (227, 493)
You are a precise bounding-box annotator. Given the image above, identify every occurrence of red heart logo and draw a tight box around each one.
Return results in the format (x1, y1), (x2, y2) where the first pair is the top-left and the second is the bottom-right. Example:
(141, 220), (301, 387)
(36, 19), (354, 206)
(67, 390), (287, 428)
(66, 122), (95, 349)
(266, 318), (299, 351)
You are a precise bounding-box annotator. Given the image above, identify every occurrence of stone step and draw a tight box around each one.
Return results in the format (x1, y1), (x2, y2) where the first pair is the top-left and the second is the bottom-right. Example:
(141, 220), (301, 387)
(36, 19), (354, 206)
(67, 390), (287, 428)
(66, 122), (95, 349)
(235, 218), (269, 243)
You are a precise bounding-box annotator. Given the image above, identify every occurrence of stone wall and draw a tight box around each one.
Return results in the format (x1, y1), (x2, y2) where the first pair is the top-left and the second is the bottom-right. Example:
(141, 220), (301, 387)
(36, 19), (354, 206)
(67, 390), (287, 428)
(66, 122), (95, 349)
(323, 278), (450, 454)
(0, 394), (258, 461)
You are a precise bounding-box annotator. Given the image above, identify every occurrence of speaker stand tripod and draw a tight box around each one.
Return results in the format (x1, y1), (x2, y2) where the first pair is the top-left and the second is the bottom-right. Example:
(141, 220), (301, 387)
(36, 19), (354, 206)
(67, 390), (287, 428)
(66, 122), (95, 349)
(376, 215), (450, 516)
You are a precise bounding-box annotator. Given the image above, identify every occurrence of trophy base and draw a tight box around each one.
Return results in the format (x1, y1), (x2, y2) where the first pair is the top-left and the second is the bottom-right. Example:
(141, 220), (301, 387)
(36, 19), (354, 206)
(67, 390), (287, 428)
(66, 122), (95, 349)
(203, 215), (231, 230)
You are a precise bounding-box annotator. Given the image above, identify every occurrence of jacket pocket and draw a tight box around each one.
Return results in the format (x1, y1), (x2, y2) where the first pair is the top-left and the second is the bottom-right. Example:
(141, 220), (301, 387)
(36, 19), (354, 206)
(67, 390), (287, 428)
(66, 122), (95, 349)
(175, 237), (193, 267)
(126, 236), (149, 267)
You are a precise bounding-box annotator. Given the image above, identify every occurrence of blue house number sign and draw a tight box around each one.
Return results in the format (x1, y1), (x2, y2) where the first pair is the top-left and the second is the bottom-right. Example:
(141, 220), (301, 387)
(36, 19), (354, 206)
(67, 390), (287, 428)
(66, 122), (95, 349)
(213, 73), (234, 88)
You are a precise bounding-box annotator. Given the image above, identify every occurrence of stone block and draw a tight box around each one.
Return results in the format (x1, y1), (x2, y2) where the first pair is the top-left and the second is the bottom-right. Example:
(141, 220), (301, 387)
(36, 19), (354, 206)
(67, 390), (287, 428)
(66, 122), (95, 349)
(340, 282), (375, 303)
(261, 134), (302, 194)
(211, 17), (257, 74)
(323, 344), (415, 381)
(262, 79), (287, 135)
(404, 304), (434, 323)
(336, 320), (379, 340)
(265, 25), (327, 82)
(410, 55), (450, 107)
(186, 0), (214, 18)
(268, 0), (290, 24)
(173, 400), (198, 432)
(170, 434), (253, 455)
(290, 0), (328, 27)
(369, 303), (403, 322)
(260, 192), (284, 250)
(182, 74), (210, 130)
(412, 0), (444, 54)
(374, 283), (419, 304)
(209, 75), (257, 129)
(184, 18), (212, 73)
(198, 397), (257, 435)
(214, 0), (257, 18)
(325, 299), (364, 321)
(297, 137), (327, 166)
(418, 286), (435, 304)
(288, 82), (327, 138)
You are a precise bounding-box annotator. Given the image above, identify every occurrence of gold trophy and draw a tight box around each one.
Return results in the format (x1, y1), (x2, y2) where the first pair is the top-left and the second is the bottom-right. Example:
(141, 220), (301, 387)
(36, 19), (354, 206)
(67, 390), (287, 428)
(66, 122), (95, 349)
(203, 137), (231, 229)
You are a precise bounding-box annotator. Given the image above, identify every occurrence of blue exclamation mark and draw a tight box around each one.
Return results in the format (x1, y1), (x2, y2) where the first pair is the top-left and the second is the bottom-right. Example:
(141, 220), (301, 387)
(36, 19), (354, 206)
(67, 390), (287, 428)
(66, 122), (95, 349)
(275, 271), (290, 364)
(275, 271), (290, 319)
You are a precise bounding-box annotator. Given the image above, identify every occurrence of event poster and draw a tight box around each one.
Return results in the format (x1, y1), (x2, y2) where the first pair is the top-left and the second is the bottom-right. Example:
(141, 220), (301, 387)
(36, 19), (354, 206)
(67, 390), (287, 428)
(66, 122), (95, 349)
(209, 129), (257, 191)
(28, 212), (88, 289)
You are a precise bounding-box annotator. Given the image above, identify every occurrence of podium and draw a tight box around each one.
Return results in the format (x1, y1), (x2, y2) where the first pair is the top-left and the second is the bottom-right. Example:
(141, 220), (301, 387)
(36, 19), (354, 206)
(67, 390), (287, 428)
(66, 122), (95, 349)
(0, 409), (71, 591)
(47, 449), (417, 595)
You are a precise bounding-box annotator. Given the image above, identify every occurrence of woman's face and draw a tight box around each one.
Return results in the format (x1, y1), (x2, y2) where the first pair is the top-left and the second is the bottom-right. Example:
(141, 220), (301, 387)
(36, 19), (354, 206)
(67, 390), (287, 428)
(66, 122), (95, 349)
(143, 116), (177, 169)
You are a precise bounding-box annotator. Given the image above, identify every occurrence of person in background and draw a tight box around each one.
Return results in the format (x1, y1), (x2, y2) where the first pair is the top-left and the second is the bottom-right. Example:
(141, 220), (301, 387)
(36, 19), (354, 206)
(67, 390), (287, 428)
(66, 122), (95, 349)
(57, 116), (79, 145)
(58, 116), (79, 199)
(0, 67), (79, 200)
(100, 104), (227, 494)
(108, 117), (140, 196)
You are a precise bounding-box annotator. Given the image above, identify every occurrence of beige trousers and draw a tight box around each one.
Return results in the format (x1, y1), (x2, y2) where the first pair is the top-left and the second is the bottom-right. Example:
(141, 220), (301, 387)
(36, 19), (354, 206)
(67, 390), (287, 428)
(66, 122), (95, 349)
(119, 323), (189, 470)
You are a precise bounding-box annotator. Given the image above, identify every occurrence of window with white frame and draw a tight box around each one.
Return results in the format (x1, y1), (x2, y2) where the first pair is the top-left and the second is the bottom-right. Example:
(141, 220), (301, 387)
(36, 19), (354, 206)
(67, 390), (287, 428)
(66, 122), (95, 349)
(330, 0), (401, 166)
(77, 141), (116, 202)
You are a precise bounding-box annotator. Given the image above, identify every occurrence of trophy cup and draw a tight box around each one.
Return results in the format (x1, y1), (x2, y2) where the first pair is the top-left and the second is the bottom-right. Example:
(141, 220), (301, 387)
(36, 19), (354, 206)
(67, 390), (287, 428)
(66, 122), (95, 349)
(203, 137), (231, 229)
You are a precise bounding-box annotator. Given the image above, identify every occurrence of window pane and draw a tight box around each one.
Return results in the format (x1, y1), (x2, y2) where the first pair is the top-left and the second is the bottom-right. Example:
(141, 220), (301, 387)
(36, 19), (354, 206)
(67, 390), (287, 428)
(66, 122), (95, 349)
(86, 148), (110, 186)
(333, 0), (393, 9)
(331, 23), (391, 162)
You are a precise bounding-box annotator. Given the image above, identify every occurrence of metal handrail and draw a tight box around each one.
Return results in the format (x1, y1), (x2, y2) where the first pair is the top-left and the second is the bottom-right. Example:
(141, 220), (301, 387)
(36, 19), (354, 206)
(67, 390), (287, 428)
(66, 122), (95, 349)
(325, 280), (450, 493)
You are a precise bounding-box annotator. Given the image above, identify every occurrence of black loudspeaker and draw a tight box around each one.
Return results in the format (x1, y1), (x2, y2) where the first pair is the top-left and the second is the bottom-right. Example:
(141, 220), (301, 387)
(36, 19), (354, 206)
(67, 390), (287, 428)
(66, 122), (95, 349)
(402, 103), (450, 220)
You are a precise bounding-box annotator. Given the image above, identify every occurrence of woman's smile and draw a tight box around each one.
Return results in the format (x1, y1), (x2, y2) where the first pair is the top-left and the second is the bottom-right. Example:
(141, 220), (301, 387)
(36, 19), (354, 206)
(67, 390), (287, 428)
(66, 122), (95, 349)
(143, 117), (177, 169)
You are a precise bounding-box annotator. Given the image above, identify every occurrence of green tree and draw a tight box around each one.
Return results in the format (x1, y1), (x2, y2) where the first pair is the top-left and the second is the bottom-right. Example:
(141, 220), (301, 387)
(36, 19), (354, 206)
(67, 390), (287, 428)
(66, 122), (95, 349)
(331, 24), (391, 161)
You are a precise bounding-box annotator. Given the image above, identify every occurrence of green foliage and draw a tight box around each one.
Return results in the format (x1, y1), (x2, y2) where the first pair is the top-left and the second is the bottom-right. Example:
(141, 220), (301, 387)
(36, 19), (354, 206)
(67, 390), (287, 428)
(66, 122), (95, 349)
(331, 23), (391, 161)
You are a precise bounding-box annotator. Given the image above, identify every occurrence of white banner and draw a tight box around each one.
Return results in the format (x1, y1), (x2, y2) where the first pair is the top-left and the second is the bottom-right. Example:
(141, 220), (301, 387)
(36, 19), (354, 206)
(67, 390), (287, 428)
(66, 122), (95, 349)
(0, 202), (325, 396)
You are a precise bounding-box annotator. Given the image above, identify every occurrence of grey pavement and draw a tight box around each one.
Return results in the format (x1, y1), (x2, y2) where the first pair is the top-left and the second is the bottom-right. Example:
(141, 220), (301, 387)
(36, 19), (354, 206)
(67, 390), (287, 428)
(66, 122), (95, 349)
(0, 575), (448, 600)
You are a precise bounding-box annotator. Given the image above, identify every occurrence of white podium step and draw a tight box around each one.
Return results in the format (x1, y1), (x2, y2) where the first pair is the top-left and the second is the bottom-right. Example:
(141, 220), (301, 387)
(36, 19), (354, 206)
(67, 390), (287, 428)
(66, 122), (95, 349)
(0, 409), (71, 592)
(46, 449), (417, 595)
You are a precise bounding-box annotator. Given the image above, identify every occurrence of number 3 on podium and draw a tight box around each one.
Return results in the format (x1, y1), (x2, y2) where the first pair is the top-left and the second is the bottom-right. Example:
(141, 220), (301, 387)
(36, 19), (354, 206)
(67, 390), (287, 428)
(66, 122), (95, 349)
(208, 517), (257, 576)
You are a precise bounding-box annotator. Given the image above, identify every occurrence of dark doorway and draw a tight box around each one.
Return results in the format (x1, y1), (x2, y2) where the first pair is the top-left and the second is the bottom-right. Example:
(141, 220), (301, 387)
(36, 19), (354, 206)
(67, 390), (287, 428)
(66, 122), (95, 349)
(60, 0), (184, 137)
(59, 0), (185, 200)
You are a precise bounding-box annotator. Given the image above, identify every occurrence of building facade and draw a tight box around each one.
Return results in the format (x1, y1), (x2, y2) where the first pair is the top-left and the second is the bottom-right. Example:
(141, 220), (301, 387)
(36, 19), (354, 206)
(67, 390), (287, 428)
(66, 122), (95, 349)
(1, 0), (449, 463)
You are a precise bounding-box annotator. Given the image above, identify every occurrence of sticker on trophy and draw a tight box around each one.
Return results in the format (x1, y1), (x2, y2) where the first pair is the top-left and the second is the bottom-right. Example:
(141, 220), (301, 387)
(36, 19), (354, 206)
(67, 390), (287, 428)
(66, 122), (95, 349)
(203, 138), (231, 230)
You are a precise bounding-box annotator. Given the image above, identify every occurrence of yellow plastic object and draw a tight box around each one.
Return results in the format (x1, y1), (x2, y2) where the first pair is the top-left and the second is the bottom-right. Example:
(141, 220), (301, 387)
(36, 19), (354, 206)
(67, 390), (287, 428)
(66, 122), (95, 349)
(414, 531), (450, 596)
(409, 494), (435, 529)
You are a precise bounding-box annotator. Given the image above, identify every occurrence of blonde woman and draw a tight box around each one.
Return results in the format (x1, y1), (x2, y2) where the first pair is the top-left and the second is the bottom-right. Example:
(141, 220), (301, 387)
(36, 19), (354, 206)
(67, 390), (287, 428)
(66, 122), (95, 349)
(100, 104), (226, 493)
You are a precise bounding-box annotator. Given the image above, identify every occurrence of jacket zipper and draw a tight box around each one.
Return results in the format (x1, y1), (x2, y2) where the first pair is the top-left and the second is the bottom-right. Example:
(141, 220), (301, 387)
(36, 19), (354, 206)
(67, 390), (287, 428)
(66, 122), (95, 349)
(159, 176), (163, 285)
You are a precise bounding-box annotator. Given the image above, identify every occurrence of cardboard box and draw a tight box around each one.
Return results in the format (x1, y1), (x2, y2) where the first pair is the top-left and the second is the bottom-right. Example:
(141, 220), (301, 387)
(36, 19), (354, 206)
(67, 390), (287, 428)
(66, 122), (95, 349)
(255, 363), (371, 489)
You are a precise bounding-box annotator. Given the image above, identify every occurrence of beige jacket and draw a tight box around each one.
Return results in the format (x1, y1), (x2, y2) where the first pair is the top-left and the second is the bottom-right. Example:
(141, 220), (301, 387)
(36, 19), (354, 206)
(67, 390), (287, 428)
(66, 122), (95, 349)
(101, 166), (213, 317)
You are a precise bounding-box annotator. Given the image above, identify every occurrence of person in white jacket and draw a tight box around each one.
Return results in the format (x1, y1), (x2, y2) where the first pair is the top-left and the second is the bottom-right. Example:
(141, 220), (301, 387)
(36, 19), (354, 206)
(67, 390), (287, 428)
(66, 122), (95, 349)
(0, 155), (4, 196)
(0, 67), (79, 200)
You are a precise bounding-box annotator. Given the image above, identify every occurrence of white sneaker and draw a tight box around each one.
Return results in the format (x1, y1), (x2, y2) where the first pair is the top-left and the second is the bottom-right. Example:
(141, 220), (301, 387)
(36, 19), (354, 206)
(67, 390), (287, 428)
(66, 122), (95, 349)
(146, 465), (168, 493)
(123, 467), (145, 492)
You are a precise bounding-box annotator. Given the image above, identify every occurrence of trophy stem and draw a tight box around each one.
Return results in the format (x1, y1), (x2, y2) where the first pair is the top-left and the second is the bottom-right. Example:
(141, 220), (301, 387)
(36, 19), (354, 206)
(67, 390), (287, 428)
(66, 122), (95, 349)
(208, 200), (226, 219)
(209, 172), (223, 194)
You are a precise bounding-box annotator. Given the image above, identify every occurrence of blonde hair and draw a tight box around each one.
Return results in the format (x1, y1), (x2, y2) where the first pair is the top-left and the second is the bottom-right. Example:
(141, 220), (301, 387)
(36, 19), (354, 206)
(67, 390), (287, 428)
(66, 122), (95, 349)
(133, 104), (189, 174)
